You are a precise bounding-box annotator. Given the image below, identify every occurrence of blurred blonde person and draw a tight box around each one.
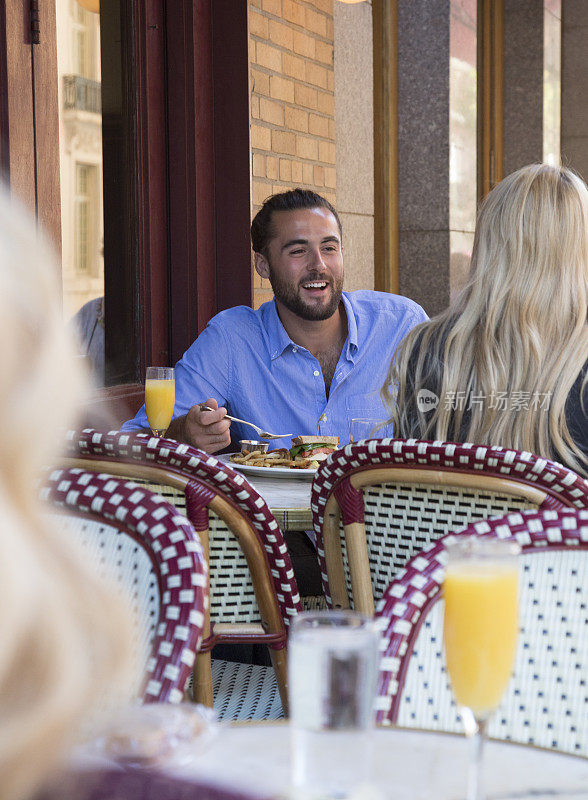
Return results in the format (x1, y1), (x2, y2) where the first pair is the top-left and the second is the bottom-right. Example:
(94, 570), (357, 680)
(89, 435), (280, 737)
(383, 164), (588, 476)
(0, 189), (134, 800)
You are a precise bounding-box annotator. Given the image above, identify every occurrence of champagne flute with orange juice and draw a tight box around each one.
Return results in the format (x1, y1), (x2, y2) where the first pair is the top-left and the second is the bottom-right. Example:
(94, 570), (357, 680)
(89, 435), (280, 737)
(145, 366), (175, 437)
(443, 536), (520, 800)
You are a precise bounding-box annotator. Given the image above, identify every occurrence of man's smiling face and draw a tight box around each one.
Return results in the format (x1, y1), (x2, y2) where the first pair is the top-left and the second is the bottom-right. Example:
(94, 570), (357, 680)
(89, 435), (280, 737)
(255, 207), (344, 321)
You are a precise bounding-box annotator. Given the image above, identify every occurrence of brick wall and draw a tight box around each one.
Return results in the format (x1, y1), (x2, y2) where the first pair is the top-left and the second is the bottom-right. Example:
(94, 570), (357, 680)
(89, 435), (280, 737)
(249, 0), (336, 308)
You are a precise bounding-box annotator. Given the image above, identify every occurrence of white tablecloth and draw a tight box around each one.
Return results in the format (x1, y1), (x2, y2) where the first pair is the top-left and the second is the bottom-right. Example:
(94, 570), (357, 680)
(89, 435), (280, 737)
(243, 474), (313, 512)
(217, 455), (313, 511)
(171, 723), (588, 800)
(218, 455), (314, 531)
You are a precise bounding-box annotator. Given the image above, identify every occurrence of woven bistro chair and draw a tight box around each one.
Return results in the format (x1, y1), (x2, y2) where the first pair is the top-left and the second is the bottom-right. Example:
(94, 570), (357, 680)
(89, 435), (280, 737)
(374, 509), (588, 756)
(39, 467), (208, 704)
(61, 429), (303, 720)
(311, 439), (588, 615)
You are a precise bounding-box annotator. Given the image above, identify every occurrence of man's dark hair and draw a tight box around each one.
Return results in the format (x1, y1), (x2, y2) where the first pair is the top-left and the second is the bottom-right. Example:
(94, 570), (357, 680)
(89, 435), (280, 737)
(250, 188), (342, 256)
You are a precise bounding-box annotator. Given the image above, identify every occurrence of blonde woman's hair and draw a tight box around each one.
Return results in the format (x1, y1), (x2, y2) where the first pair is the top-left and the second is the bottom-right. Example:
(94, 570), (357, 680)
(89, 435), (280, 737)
(383, 163), (588, 476)
(0, 190), (134, 800)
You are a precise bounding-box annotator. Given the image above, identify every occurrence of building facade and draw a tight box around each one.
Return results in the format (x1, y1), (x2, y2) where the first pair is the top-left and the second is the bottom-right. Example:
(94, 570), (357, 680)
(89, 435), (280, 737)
(1, 0), (585, 390)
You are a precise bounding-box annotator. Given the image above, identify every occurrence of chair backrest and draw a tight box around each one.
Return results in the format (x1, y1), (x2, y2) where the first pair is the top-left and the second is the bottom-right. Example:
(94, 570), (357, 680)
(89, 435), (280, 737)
(40, 467), (208, 704)
(311, 439), (588, 614)
(374, 509), (588, 756)
(61, 429), (303, 711)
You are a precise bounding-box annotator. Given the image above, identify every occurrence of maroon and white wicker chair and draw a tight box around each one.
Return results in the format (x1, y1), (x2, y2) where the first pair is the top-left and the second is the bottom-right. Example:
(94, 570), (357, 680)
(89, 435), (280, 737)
(311, 439), (588, 615)
(39, 467), (208, 705)
(374, 509), (588, 756)
(60, 429), (303, 720)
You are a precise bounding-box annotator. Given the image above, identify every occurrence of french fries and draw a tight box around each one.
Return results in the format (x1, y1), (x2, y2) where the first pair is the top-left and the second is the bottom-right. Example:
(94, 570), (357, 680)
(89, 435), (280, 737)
(230, 448), (315, 470)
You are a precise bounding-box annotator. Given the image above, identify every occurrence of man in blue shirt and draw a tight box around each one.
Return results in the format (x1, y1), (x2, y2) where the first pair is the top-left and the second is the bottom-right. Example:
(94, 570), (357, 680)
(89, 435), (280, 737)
(123, 189), (427, 450)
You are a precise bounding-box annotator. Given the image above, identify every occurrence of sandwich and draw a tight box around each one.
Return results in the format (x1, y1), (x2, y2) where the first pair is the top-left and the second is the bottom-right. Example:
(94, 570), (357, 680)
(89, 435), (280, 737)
(290, 435), (340, 464)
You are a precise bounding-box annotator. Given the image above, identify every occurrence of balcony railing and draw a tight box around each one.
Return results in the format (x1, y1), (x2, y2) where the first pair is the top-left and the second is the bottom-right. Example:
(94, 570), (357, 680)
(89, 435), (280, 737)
(63, 75), (101, 114)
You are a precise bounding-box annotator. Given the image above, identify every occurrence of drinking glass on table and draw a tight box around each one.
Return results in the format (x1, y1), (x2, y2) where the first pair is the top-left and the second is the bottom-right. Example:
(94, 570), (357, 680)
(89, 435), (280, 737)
(145, 366), (175, 437)
(443, 536), (520, 800)
(289, 611), (380, 799)
(349, 418), (391, 442)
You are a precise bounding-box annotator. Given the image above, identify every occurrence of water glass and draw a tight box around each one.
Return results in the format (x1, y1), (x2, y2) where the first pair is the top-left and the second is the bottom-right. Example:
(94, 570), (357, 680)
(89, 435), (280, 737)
(349, 418), (391, 442)
(288, 611), (380, 799)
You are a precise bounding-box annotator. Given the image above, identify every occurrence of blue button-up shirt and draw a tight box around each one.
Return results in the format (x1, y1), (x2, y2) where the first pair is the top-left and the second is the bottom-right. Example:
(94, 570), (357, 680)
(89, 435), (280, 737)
(122, 291), (428, 447)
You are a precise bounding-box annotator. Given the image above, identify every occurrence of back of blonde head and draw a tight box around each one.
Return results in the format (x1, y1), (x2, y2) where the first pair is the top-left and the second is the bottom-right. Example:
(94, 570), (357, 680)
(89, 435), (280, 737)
(0, 190), (134, 800)
(383, 164), (588, 475)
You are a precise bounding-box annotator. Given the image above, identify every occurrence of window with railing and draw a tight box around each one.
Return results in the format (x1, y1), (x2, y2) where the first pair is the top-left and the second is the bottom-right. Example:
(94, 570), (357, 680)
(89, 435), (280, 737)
(63, 74), (101, 114)
(58, 0), (104, 325)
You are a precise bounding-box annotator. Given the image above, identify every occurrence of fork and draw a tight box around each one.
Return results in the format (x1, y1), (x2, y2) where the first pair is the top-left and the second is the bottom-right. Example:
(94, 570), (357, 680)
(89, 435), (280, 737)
(198, 405), (293, 440)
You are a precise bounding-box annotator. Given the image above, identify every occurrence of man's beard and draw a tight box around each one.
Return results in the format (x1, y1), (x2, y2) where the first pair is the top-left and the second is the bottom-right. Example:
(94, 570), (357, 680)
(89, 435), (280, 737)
(268, 267), (343, 321)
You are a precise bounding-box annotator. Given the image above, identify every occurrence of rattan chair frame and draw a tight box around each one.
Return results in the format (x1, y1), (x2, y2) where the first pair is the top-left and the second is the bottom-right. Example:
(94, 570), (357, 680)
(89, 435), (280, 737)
(311, 439), (588, 615)
(61, 429), (303, 714)
(374, 509), (588, 755)
(40, 467), (208, 704)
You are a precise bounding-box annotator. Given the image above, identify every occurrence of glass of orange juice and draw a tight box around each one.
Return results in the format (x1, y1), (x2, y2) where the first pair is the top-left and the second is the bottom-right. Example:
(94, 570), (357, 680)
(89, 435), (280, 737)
(443, 536), (520, 800)
(145, 366), (175, 437)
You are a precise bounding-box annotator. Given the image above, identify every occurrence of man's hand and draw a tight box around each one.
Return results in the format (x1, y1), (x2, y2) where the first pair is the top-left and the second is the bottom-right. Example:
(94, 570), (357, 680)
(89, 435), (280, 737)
(167, 398), (231, 453)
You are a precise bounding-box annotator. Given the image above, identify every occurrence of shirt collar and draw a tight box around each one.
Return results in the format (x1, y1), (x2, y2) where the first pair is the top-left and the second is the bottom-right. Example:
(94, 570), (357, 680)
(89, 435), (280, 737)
(265, 293), (359, 361)
(341, 293), (359, 360)
(266, 300), (295, 360)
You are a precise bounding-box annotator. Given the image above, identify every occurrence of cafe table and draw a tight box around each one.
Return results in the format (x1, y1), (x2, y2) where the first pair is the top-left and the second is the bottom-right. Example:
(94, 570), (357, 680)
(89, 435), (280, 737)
(216, 459), (324, 603)
(170, 722), (588, 800)
(217, 456), (313, 532)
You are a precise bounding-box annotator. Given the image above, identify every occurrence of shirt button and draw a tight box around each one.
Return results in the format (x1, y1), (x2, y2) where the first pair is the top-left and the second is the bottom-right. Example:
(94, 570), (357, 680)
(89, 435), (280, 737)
(313, 370), (320, 376)
(323, 415), (327, 421)
(292, 346), (298, 353)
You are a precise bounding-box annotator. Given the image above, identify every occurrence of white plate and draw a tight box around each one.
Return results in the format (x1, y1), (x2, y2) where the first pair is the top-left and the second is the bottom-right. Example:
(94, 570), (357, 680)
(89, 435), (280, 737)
(218, 454), (316, 480)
